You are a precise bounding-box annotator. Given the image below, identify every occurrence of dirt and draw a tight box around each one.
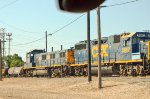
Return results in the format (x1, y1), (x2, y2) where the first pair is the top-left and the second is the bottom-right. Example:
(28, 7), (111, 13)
(0, 76), (150, 99)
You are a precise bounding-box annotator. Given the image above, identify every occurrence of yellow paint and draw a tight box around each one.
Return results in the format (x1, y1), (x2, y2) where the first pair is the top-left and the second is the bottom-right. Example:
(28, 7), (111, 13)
(101, 44), (108, 57)
(2, 69), (5, 75)
(115, 59), (142, 63)
(92, 45), (98, 58)
(148, 41), (150, 60)
(120, 32), (135, 39)
(121, 47), (130, 53)
(92, 44), (109, 58)
(92, 59), (142, 66)
(53, 64), (61, 67)
(66, 50), (75, 64)
(23, 66), (48, 69)
(70, 64), (87, 67)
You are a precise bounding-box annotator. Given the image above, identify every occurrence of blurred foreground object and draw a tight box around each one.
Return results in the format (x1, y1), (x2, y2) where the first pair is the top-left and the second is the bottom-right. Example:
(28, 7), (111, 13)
(58, 0), (105, 12)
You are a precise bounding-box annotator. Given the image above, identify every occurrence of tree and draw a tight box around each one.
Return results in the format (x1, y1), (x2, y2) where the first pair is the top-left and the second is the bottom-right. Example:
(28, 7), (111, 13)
(4, 54), (24, 68)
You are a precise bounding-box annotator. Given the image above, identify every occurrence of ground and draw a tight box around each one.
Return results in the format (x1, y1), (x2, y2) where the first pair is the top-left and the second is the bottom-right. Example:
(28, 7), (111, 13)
(0, 76), (150, 99)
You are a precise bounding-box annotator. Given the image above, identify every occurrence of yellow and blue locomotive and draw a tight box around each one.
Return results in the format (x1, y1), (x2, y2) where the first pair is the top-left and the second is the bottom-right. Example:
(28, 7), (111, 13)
(91, 32), (150, 76)
(8, 32), (150, 77)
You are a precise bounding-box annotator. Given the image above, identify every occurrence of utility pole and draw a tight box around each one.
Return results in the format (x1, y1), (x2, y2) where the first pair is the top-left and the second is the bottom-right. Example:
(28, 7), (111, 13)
(87, 11), (92, 82)
(46, 31), (47, 52)
(0, 28), (6, 59)
(6, 33), (12, 55)
(96, 5), (107, 89)
(0, 39), (2, 81)
(97, 6), (102, 89)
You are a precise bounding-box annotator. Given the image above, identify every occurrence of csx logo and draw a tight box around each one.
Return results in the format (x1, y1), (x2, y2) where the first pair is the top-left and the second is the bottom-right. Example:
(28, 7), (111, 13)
(92, 44), (108, 58)
(92, 46), (98, 58)
(121, 47), (130, 53)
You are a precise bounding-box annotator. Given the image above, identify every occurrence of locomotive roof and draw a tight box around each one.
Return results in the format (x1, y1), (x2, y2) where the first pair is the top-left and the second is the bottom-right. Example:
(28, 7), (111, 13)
(120, 32), (150, 39)
(27, 49), (45, 54)
(120, 32), (135, 39)
(35, 48), (74, 55)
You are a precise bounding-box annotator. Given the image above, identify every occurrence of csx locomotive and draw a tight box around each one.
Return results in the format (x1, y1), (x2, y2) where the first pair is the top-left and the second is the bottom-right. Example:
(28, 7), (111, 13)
(8, 32), (150, 77)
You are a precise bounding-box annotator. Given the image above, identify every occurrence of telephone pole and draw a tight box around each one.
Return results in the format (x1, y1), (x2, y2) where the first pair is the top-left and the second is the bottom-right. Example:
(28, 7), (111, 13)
(0, 28), (6, 59)
(0, 39), (2, 81)
(87, 11), (92, 82)
(97, 6), (102, 89)
(6, 33), (12, 55)
(46, 31), (47, 52)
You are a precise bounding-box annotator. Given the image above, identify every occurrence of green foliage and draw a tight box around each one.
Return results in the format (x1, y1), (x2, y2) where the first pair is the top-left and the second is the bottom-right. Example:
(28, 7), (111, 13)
(4, 54), (24, 68)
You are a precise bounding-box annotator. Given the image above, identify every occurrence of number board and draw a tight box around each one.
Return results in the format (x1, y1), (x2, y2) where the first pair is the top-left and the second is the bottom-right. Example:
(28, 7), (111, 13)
(137, 34), (146, 37)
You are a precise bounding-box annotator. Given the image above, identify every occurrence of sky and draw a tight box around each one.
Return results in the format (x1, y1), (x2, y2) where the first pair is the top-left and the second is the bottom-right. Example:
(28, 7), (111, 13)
(0, 0), (149, 60)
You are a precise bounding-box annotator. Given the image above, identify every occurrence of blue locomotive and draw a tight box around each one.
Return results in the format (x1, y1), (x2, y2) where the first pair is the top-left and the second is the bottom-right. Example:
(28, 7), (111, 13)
(91, 32), (150, 76)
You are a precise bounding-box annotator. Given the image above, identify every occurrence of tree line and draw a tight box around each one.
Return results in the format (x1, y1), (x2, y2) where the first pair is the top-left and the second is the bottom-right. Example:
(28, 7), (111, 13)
(4, 54), (24, 68)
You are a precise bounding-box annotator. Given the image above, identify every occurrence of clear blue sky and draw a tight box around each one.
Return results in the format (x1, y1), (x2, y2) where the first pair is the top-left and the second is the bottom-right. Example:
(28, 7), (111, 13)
(0, 0), (149, 60)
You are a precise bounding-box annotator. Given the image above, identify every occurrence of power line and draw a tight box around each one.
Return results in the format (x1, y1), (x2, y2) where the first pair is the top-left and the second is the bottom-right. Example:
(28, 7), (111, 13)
(11, 0), (139, 46)
(12, 14), (85, 46)
(49, 14), (85, 35)
(104, 0), (139, 7)
(0, 20), (42, 34)
(12, 37), (45, 46)
(0, 0), (19, 10)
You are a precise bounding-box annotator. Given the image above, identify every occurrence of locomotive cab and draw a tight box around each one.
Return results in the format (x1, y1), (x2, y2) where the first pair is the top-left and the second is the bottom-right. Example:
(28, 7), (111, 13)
(25, 49), (45, 67)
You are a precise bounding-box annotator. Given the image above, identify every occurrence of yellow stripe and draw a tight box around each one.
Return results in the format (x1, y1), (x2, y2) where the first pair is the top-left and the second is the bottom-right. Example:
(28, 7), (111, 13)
(70, 64), (87, 67)
(148, 41), (150, 60)
(91, 59), (142, 65)
(23, 66), (48, 69)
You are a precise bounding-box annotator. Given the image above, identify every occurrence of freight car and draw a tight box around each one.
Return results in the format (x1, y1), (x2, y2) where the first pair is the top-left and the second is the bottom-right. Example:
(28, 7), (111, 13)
(7, 32), (150, 77)
(8, 67), (23, 77)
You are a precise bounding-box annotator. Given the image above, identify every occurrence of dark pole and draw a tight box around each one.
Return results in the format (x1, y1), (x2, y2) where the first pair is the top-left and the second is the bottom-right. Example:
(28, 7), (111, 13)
(51, 47), (53, 52)
(6, 33), (12, 55)
(61, 45), (63, 50)
(0, 39), (2, 81)
(97, 7), (102, 89)
(87, 11), (92, 82)
(45, 31), (48, 52)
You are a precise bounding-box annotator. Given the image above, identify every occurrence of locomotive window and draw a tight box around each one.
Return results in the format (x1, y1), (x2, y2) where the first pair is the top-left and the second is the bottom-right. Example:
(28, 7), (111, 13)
(132, 38), (137, 44)
(27, 54), (30, 58)
(95, 41), (98, 44)
(60, 53), (61, 57)
(60, 52), (65, 58)
(42, 55), (46, 60)
(62, 52), (65, 57)
(75, 44), (86, 50)
(50, 54), (55, 59)
(132, 37), (148, 44)
(53, 54), (55, 58)
(124, 38), (130, 46)
(50, 54), (52, 59)
(91, 40), (98, 45)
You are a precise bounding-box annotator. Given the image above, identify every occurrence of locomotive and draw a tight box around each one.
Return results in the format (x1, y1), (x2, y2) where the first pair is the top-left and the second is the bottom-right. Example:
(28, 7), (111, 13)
(8, 32), (150, 77)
